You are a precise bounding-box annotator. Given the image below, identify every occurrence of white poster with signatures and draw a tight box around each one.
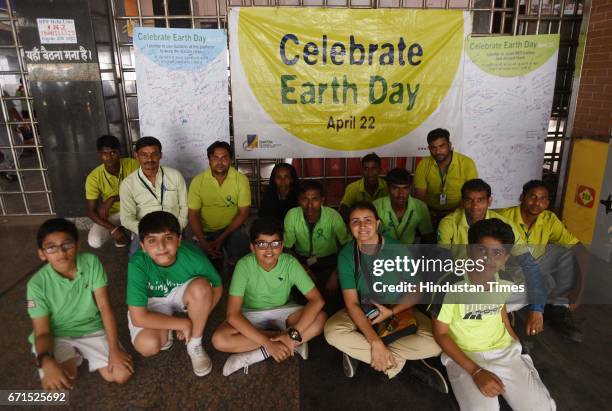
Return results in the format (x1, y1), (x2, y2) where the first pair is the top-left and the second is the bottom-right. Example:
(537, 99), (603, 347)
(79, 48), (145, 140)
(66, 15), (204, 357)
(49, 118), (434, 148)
(459, 34), (559, 208)
(37, 18), (77, 44)
(134, 27), (229, 180)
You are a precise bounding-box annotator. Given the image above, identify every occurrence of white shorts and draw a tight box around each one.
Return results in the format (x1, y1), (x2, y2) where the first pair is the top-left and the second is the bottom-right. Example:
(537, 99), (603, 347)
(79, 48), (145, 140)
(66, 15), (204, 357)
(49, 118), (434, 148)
(241, 304), (303, 330)
(127, 278), (196, 344)
(32, 330), (109, 378)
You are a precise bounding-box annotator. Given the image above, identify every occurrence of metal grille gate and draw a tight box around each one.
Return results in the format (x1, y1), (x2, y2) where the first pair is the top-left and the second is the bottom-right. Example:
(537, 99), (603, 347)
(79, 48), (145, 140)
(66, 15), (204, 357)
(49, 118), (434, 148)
(0, 1), (54, 216)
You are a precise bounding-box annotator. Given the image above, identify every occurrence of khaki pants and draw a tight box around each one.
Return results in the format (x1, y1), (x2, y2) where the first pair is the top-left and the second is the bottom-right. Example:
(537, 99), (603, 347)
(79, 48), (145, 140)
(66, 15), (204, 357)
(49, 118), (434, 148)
(324, 308), (442, 378)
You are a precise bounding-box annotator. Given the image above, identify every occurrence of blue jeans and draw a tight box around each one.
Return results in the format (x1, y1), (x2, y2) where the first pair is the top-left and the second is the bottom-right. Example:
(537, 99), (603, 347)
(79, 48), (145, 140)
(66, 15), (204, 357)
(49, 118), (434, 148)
(205, 226), (250, 264)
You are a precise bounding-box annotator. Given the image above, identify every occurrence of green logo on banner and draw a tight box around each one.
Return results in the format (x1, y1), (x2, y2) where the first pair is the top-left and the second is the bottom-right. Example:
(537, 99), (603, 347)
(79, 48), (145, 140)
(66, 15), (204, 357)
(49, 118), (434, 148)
(466, 34), (559, 77)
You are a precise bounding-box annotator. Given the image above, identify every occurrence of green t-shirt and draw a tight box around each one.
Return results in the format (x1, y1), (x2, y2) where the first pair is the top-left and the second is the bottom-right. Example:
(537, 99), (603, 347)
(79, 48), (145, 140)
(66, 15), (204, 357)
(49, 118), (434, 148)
(127, 242), (222, 307)
(85, 157), (139, 215)
(374, 196), (433, 244)
(229, 253), (315, 310)
(188, 167), (251, 232)
(283, 206), (351, 258)
(337, 236), (419, 303)
(27, 253), (108, 343)
(437, 274), (515, 352)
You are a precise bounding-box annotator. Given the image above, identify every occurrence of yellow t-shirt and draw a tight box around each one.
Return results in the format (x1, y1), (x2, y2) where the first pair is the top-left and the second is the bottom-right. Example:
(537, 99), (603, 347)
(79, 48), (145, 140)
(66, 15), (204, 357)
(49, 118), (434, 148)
(414, 151), (478, 211)
(340, 178), (388, 207)
(497, 206), (578, 246)
(85, 158), (139, 215)
(437, 274), (515, 352)
(188, 167), (251, 232)
(437, 208), (523, 246)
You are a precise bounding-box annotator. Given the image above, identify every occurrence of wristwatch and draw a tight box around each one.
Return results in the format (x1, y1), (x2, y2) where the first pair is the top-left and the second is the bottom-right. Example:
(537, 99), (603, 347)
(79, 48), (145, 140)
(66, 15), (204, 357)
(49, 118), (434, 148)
(287, 327), (302, 342)
(35, 351), (54, 368)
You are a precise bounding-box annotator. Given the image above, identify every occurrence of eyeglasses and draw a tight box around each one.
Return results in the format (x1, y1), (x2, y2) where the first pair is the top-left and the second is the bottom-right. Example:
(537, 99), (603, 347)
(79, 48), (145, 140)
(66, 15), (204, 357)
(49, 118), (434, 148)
(42, 241), (76, 254)
(253, 240), (283, 250)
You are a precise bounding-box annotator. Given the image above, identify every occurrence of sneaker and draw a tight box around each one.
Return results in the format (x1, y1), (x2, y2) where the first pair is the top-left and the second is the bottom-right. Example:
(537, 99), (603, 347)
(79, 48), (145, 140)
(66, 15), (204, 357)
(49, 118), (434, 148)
(295, 342), (309, 360)
(342, 352), (358, 378)
(406, 359), (449, 394)
(186, 343), (212, 377)
(223, 352), (254, 376)
(160, 330), (173, 351)
(545, 305), (583, 343)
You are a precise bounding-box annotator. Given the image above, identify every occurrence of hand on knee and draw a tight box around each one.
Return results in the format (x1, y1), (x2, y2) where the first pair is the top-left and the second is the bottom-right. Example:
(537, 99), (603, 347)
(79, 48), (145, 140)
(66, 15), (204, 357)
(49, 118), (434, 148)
(111, 366), (133, 385)
(100, 365), (132, 384)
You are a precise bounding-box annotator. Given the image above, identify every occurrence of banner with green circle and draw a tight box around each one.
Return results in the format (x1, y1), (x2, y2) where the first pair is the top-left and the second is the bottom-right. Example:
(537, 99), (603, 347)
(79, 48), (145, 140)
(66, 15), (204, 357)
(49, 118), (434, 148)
(234, 8), (465, 151)
(467, 34), (559, 78)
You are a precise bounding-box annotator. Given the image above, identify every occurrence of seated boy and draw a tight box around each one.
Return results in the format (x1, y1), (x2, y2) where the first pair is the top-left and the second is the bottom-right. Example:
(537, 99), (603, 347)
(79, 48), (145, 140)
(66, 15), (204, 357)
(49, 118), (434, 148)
(27, 218), (133, 390)
(284, 180), (351, 296)
(127, 211), (223, 377)
(432, 218), (555, 410)
(212, 217), (327, 376)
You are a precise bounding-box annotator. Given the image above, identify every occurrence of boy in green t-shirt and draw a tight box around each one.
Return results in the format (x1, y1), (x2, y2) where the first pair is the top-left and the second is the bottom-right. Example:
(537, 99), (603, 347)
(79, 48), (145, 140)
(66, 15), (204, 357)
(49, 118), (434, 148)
(127, 211), (223, 377)
(284, 180), (351, 296)
(433, 218), (555, 410)
(373, 168), (435, 245)
(27, 219), (133, 390)
(212, 217), (327, 376)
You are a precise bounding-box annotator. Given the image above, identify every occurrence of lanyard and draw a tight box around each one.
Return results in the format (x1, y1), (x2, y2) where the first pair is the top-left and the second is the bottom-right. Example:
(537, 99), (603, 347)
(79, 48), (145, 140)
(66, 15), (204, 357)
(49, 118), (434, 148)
(138, 167), (165, 207)
(520, 224), (531, 242)
(353, 235), (384, 294)
(307, 224), (325, 257)
(305, 212), (324, 257)
(388, 209), (414, 241)
(102, 163), (124, 192)
(436, 152), (452, 193)
(437, 166), (447, 193)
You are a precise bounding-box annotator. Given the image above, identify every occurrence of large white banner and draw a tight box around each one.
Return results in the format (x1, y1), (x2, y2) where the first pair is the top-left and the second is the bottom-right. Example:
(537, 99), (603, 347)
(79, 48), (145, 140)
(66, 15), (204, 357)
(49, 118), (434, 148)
(459, 34), (560, 208)
(134, 27), (229, 179)
(229, 8), (469, 159)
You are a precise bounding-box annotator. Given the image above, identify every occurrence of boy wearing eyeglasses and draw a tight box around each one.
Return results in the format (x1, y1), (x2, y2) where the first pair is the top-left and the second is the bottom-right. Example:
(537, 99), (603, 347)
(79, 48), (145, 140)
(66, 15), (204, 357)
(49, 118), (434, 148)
(127, 211), (223, 377)
(27, 218), (133, 390)
(212, 217), (327, 376)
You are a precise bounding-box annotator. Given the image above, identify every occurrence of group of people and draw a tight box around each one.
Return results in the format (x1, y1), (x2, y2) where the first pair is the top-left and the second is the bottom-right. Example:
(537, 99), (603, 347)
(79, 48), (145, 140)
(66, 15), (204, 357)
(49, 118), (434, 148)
(26, 128), (586, 410)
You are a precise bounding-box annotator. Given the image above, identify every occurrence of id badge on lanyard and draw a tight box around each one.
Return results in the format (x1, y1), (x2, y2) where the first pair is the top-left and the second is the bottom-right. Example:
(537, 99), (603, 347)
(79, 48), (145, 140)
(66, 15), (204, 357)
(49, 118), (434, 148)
(438, 167), (447, 206)
(439, 193), (447, 206)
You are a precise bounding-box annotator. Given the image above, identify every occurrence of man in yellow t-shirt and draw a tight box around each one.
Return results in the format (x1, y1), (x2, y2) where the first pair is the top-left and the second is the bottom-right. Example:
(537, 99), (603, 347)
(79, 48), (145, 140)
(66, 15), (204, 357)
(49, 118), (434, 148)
(188, 141), (251, 263)
(497, 180), (586, 342)
(414, 128), (478, 224)
(339, 153), (388, 220)
(85, 135), (139, 248)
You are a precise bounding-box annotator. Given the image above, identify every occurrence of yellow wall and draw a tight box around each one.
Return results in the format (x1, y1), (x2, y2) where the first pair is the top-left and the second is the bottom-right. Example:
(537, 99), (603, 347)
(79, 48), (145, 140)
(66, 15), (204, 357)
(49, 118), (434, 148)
(562, 139), (609, 243)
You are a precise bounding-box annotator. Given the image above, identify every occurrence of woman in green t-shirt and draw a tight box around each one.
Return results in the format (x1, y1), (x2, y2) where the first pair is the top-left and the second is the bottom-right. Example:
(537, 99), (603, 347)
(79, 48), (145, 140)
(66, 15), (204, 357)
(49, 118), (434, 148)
(324, 201), (446, 392)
